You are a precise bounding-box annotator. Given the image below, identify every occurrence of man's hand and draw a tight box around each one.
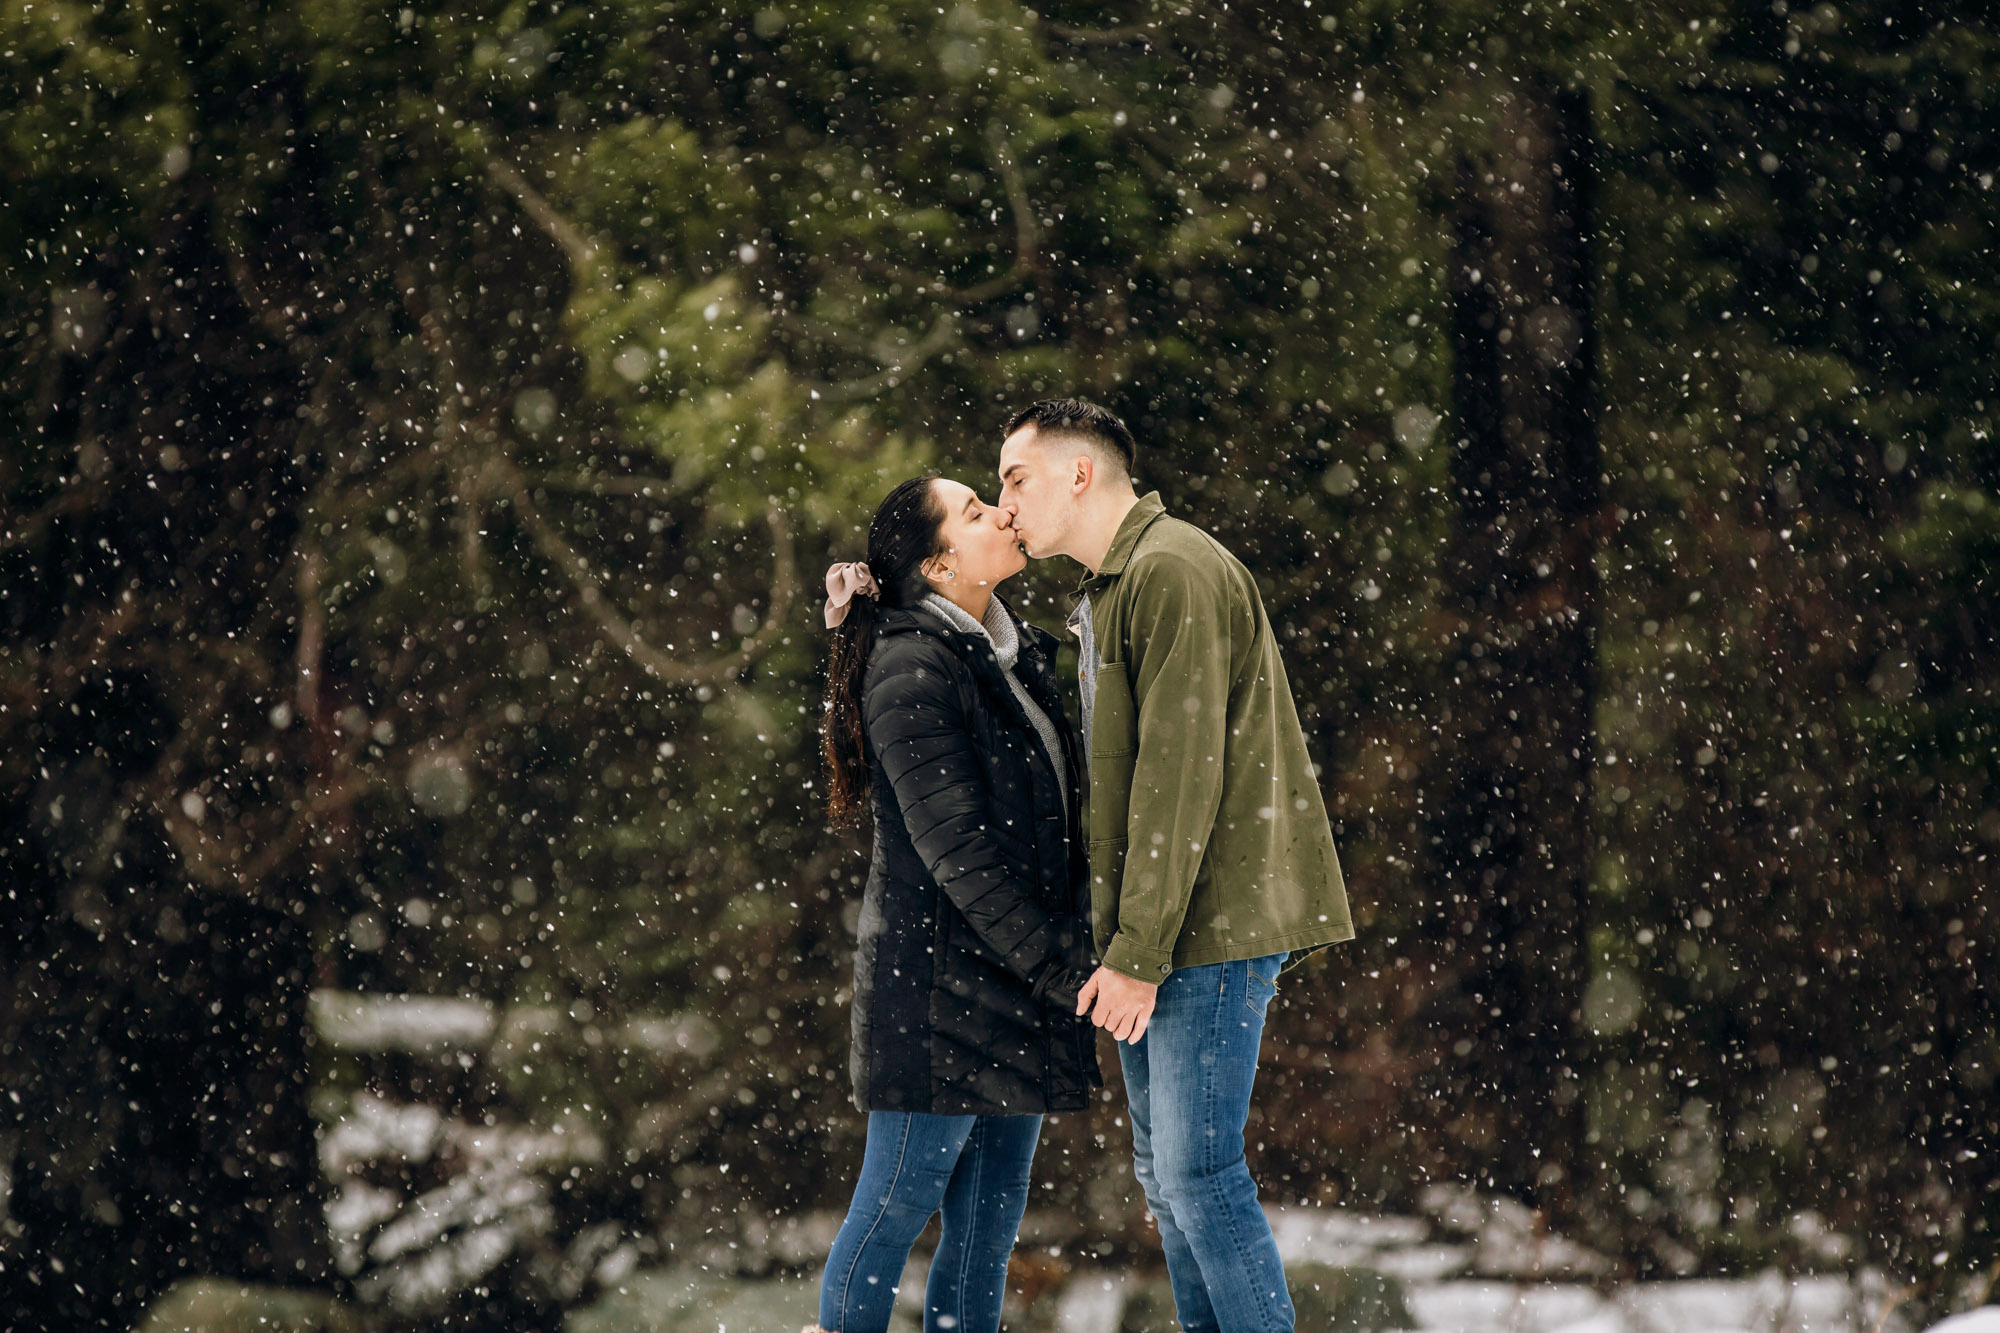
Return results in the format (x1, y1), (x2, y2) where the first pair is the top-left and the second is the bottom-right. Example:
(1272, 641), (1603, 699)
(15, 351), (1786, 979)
(1075, 966), (1159, 1044)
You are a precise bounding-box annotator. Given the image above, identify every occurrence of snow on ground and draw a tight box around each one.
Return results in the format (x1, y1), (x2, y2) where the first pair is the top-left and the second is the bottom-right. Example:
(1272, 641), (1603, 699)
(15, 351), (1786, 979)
(1928, 1315), (2000, 1333)
(564, 1208), (1941, 1333)
(1399, 1273), (1863, 1333)
(569, 1255), (1950, 1333)
(1053, 1274), (1133, 1333)
(304, 994), (1970, 1333)
(1261, 1200), (1886, 1333)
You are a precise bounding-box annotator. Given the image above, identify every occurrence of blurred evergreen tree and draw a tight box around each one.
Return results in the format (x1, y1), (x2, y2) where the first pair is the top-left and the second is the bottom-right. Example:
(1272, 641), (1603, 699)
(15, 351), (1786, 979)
(1, 0), (1996, 1325)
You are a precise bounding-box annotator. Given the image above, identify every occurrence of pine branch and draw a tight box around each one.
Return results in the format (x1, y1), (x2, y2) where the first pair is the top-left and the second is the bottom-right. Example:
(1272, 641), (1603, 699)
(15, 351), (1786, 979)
(486, 155), (600, 278)
(501, 458), (796, 688)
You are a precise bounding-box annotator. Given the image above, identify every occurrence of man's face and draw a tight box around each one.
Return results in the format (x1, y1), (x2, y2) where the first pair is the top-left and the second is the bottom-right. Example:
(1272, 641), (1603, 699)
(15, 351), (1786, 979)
(996, 426), (1080, 560)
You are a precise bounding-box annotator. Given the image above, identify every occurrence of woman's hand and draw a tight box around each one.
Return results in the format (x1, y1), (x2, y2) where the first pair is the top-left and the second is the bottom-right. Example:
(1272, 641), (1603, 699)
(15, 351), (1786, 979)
(1075, 966), (1159, 1043)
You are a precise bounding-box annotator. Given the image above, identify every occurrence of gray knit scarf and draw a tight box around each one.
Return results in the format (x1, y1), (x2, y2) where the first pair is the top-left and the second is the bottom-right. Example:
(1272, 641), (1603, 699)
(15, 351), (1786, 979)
(921, 593), (1069, 814)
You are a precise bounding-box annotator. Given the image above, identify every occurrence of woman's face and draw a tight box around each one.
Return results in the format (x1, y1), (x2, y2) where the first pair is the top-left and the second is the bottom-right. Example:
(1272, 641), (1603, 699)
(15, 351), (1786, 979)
(926, 478), (1027, 593)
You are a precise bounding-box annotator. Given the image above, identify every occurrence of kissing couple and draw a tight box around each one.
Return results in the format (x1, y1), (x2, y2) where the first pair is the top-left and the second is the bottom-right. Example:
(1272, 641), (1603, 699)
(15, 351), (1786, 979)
(806, 399), (1353, 1333)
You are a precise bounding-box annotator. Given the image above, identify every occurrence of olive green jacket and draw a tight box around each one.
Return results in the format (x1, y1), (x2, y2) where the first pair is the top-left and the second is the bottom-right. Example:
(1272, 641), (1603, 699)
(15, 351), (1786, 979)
(1077, 493), (1354, 981)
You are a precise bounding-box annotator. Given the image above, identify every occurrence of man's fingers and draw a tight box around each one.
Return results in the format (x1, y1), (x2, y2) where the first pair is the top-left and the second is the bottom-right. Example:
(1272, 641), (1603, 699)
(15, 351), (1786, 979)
(1129, 1009), (1150, 1044)
(1075, 973), (1100, 1016)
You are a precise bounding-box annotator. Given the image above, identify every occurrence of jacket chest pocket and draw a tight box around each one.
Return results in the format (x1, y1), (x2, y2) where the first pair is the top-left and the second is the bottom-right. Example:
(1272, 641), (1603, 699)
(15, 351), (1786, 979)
(1087, 662), (1135, 839)
(1089, 661), (1136, 761)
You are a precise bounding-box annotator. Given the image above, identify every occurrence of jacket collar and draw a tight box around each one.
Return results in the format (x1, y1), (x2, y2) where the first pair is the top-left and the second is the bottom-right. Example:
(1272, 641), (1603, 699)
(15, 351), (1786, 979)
(876, 596), (1062, 708)
(875, 599), (974, 648)
(1078, 491), (1168, 591)
(876, 594), (1050, 661)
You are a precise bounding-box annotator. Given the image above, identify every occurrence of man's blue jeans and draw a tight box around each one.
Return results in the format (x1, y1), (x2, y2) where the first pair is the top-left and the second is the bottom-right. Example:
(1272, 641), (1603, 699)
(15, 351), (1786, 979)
(1118, 953), (1292, 1333)
(818, 1110), (1042, 1333)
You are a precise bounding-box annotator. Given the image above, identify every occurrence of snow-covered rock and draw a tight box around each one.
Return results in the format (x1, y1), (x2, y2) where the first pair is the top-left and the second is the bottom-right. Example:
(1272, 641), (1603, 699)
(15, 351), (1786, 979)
(1547, 1315), (1627, 1333)
(1416, 1183), (1614, 1278)
(1925, 1311), (2000, 1333)
(312, 990), (496, 1053)
(1267, 1204), (1430, 1252)
(568, 1267), (894, 1333)
(1407, 1279), (1608, 1333)
(1616, 1272), (1858, 1333)
(1054, 1273), (1131, 1333)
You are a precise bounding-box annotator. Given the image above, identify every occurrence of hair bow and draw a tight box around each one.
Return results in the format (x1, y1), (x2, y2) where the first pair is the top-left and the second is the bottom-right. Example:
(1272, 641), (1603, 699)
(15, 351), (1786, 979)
(823, 561), (881, 628)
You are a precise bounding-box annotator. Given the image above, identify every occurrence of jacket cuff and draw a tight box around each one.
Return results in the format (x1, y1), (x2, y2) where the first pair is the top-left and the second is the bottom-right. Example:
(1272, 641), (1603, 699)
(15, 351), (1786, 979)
(1035, 966), (1087, 1013)
(1031, 930), (1097, 1011)
(1102, 934), (1174, 982)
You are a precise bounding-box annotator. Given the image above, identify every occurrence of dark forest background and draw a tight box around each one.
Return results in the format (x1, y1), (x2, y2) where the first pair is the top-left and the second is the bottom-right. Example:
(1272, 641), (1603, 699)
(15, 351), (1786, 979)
(3, 0), (1996, 1328)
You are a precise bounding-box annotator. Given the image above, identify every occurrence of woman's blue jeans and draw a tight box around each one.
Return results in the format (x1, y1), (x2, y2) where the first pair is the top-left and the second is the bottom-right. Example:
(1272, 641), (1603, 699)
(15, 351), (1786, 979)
(1118, 953), (1292, 1333)
(818, 1110), (1042, 1333)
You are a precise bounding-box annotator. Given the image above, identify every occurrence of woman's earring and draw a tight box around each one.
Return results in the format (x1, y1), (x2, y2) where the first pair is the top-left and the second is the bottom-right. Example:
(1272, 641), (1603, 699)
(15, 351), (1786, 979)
(945, 570), (956, 580)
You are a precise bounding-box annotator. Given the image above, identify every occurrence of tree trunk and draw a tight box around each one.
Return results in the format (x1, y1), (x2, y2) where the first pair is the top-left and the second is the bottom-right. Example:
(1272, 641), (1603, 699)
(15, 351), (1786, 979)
(0, 234), (334, 1327)
(2, 794), (332, 1330)
(1432, 77), (1601, 1205)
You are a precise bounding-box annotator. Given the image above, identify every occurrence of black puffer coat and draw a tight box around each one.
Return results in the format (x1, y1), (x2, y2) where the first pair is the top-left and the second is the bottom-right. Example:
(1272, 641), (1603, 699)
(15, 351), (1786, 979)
(849, 598), (1101, 1115)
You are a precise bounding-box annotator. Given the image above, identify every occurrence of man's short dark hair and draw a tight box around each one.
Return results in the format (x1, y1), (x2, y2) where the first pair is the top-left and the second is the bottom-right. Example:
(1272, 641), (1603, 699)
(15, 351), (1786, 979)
(1006, 398), (1138, 478)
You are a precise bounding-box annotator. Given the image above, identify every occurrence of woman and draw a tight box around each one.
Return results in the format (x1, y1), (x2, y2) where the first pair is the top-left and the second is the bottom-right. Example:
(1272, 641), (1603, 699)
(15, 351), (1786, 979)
(807, 474), (1100, 1333)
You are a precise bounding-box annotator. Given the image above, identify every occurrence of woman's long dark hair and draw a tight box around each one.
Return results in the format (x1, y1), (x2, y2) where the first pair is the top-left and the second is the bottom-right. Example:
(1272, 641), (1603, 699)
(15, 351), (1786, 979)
(823, 475), (947, 830)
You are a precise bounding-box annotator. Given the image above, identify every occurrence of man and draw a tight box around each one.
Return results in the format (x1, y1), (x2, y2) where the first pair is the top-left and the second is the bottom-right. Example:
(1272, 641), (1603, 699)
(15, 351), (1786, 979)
(997, 399), (1353, 1333)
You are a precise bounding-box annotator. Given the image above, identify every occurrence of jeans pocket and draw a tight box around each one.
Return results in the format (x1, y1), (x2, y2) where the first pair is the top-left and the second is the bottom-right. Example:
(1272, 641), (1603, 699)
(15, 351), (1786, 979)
(1244, 969), (1278, 1016)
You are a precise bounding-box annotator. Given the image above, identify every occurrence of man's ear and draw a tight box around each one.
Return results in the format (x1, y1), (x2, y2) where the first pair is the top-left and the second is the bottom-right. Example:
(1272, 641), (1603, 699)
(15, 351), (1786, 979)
(1071, 453), (1095, 495)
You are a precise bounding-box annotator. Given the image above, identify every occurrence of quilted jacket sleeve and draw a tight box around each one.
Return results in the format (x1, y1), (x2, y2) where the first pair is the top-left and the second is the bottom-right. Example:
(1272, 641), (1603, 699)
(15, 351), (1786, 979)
(864, 643), (1091, 1009)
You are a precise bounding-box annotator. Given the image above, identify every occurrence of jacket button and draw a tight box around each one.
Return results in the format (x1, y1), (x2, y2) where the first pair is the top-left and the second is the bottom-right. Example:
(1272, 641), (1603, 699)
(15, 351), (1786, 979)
(1158, 964), (1171, 976)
